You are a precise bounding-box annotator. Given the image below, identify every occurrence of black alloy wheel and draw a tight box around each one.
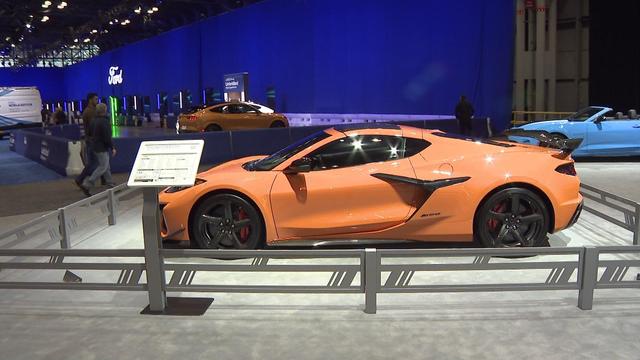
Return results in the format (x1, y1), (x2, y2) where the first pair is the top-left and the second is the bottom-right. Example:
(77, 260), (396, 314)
(474, 188), (549, 247)
(190, 194), (264, 249)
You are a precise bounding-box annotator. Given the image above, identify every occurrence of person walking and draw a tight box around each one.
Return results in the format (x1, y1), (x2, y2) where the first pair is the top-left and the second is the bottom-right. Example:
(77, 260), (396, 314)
(455, 95), (474, 136)
(53, 106), (67, 125)
(75, 93), (100, 192)
(80, 103), (116, 196)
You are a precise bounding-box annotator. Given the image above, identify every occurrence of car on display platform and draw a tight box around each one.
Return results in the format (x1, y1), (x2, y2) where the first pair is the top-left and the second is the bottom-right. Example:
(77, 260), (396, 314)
(158, 123), (584, 250)
(176, 101), (288, 133)
(512, 106), (640, 157)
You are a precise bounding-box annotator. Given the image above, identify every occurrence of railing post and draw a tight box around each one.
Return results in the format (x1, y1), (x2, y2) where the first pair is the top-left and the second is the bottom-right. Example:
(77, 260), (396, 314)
(364, 248), (379, 314)
(58, 208), (71, 249)
(578, 246), (599, 310)
(107, 189), (117, 226)
(142, 187), (167, 313)
(633, 206), (640, 246)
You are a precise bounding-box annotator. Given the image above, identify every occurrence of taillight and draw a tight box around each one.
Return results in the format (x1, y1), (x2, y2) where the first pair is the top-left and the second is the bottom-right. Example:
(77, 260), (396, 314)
(186, 115), (197, 121)
(555, 163), (577, 176)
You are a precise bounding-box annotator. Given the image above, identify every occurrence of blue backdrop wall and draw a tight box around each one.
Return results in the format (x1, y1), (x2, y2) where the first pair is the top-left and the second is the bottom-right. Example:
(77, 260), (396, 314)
(1, 0), (515, 128)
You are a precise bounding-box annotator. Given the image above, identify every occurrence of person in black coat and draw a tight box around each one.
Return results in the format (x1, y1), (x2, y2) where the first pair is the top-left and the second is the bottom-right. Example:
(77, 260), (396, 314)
(79, 103), (116, 196)
(455, 95), (474, 136)
(53, 106), (68, 125)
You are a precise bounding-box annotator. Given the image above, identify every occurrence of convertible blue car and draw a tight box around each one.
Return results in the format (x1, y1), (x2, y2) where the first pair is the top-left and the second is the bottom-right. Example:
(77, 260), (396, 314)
(513, 106), (640, 157)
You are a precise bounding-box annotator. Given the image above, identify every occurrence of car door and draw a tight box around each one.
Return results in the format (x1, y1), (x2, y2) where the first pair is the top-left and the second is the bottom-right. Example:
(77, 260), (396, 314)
(586, 117), (640, 155)
(236, 104), (269, 129)
(269, 134), (419, 239)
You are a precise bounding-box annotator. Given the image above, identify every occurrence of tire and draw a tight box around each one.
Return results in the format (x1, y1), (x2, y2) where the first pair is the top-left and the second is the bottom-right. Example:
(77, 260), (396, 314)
(205, 124), (222, 132)
(549, 132), (567, 141)
(189, 193), (264, 249)
(474, 188), (550, 247)
(269, 121), (285, 128)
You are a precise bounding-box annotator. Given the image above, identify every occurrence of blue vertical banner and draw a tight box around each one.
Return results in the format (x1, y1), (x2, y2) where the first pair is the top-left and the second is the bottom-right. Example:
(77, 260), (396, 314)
(223, 72), (249, 101)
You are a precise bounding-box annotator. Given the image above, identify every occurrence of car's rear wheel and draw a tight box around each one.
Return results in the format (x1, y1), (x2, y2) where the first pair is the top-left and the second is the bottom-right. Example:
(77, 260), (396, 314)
(474, 188), (549, 247)
(190, 193), (264, 249)
(270, 120), (285, 128)
(205, 124), (222, 132)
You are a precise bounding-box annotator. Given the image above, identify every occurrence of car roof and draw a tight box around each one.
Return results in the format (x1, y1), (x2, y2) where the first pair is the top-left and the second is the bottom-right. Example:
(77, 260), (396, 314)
(332, 123), (401, 133)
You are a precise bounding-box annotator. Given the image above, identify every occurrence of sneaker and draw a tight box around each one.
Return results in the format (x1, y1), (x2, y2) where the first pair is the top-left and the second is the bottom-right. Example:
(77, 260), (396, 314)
(78, 183), (92, 197)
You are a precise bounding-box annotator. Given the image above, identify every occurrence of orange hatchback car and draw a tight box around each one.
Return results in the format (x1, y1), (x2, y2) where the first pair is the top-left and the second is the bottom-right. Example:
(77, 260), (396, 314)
(177, 101), (288, 133)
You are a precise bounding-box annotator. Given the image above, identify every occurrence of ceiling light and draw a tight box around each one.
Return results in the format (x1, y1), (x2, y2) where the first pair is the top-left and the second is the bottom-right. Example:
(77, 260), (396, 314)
(152, 6), (158, 11)
(91, 29), (97, 34)
(41, 16), (49, 22)
(134, 7), (141, 14)
(11, 44), (15, 48)
(109, 21), (113, 25)
(73, 38), (78, 42)
(4, 37), (10, 41)
(103, 29), (109, 33)
(83, 38), (90, 43)
(147, 9), (153, 14)
(42, 0), (52, 8)
(26, 23), (32, 29)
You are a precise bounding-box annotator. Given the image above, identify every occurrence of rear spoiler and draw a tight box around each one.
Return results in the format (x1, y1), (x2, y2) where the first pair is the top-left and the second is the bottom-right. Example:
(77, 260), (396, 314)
(492, 129), (583, 159)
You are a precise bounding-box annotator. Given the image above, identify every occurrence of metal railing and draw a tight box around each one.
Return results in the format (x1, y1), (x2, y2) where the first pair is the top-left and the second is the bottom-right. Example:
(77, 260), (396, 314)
(580, 183), (640, 245)
(511, 110), (574, 125)
(2, 245), (638, 313)
(0, 183), (141, 250)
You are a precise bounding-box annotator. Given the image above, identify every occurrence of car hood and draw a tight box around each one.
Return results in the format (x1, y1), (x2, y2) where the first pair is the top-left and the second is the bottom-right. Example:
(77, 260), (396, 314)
(518, 119), (569, 129)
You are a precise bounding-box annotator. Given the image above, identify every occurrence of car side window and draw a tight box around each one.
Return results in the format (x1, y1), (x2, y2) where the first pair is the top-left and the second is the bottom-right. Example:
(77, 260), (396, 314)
(307, 135), (429, 171)
(229, 104), (243, 114)
(210, 106), (224, 113)
(239, 104), (258, 113)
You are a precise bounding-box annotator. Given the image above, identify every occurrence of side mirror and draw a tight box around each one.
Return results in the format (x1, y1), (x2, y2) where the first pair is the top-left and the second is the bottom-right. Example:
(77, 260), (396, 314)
(284, 157), (312, 174)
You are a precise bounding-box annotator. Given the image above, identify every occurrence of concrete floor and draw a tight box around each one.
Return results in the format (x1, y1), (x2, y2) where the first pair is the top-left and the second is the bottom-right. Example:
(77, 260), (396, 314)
(0, 161), (639, 359)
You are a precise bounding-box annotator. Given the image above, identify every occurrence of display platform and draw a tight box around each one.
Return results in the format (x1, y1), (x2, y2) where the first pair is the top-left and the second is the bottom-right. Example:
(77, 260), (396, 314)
(0, 162), (639, 359)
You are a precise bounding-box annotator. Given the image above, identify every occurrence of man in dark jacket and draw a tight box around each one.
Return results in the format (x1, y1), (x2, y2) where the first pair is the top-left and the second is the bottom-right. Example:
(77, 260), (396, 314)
(53, 106), (67, 125)
(75, 93), (101, 192)
(455, 95), (474, 136)
(80, 103), (116, 195)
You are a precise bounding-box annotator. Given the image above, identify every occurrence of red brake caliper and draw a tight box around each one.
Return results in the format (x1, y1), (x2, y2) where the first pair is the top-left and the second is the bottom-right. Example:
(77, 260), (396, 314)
(488, 201), (507, 231)
(238, 208), (250, 242)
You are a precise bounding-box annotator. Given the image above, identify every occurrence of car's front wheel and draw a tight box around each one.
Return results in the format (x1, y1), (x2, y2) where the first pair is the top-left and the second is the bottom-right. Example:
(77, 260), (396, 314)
(474, 188), (549, 247)
(190, 193), (264, 249)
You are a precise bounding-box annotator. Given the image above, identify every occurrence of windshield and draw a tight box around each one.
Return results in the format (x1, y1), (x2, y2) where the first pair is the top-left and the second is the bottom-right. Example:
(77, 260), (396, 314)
(249, 130), (331, 171)
(568, 107), (602, 121)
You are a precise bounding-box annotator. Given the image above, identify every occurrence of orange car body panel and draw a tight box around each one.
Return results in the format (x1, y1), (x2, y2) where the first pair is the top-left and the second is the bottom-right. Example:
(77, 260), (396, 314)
(178, 102), (288, 132)
(159, 125), (582, 245)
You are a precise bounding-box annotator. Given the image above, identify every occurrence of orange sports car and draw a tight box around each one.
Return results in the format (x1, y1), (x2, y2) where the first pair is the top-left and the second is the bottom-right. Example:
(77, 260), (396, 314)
(159, 124), (583, 249)
(177, 101), (288, 133)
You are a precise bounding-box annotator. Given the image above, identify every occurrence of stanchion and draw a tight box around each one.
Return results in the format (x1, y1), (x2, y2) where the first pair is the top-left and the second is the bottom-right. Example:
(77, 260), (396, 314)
(141, 187), (167, 313)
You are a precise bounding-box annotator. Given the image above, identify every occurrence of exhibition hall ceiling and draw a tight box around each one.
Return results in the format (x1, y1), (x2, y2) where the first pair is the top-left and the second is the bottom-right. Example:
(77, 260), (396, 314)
(0, 0), (262, 67)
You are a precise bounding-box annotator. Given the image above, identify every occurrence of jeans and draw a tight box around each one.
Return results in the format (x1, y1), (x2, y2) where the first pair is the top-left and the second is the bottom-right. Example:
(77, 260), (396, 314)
(82, 151), (113, 188)
(76, 141), (97, 184)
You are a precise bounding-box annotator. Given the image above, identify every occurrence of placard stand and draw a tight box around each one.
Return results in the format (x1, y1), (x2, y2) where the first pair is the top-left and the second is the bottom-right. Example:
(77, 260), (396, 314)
(127, 140), (208, 314)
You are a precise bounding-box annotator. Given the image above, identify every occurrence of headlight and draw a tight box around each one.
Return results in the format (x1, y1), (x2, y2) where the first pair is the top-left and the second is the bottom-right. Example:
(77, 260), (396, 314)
(164, 178), (205, 193)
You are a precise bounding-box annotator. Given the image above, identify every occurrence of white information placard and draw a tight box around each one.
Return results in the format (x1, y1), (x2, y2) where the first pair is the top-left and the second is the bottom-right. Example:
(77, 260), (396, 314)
(127, 140), (204, 187)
